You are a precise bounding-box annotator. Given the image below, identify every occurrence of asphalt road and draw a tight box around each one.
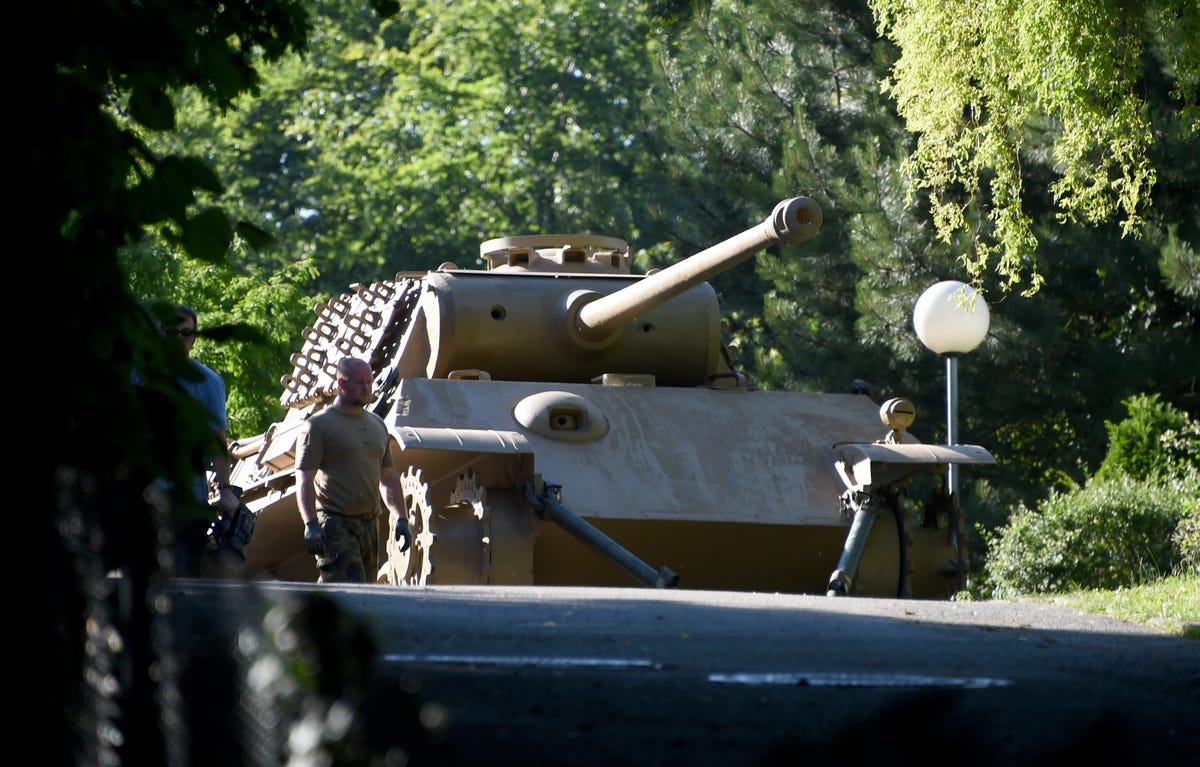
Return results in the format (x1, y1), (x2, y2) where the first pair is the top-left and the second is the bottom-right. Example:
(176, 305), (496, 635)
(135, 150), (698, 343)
(168, 580), (1199, 766)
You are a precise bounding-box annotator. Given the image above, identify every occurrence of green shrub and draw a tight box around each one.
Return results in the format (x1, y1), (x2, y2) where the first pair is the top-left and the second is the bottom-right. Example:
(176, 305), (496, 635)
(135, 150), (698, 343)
(1161, 418), (1200, 480)
(1174, 486), (1200, 576)
(1095, 393), (1194, 482)
(979, 471), (1199, 599)
(971, 394), (1199, 600)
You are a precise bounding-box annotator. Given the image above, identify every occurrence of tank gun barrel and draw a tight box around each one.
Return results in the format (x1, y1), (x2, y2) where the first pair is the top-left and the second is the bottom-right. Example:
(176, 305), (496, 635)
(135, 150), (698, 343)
(575, 197), (822, 341)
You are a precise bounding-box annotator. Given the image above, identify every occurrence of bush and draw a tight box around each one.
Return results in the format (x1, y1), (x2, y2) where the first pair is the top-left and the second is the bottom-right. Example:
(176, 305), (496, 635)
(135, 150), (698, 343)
(978, 471), (1199, 599)
(1174, 491), (1200, 576)
(1095, 393), (1195, 482)
(969, 393), (1198, 601)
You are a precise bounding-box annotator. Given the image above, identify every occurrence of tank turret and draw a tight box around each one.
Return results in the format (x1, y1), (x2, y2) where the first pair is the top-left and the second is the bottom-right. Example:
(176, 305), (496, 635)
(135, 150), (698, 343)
(229, 197), (992, 598)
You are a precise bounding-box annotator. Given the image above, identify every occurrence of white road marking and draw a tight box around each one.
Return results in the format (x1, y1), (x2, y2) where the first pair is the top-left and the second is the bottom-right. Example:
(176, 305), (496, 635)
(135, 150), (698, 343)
(709, 671), (1013, 688)
(383, 653), (661, 670)
(383, 654), (1011, 688)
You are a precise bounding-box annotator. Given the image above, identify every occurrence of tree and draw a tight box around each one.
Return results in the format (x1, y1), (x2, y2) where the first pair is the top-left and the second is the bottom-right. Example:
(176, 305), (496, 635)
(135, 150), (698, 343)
(31, 2), (311, 763)
(643, 0), (942, 394)
(154, 0), (662, 299)
(870, 0), (1200, 296)
(119, 239), (315, 437)
(867, 0), (1199, 511)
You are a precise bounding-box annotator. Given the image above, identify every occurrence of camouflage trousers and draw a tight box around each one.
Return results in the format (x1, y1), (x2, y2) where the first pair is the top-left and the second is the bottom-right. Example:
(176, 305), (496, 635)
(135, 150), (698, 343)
(314, 511), (380, 584)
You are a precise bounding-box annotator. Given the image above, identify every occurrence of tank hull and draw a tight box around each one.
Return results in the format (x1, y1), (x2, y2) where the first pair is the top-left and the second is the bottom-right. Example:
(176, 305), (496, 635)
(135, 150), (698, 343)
(232, 378), (967, 598)
(388, 378), (883, 527)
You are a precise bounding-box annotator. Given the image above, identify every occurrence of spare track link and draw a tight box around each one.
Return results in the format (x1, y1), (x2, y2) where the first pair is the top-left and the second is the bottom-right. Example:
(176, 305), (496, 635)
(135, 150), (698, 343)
(279, 277), (423, 409)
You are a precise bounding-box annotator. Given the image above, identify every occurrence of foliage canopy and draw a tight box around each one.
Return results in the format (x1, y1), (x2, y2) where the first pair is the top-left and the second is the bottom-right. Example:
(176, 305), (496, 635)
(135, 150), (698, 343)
(38, 2), (312, 764)
(871, 0), (1200, 296)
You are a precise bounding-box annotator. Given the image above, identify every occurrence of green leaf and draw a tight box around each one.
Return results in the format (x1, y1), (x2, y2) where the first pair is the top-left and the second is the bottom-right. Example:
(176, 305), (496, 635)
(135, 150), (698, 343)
(235, 221), (274, 249)
(182, 208), (234, 262)
(369, 0), (400, 17)
(199, 321), (269, 345)
(152, 156), (198, 221)
(129, 84), (176, 131)
(179, 156), (225, 194)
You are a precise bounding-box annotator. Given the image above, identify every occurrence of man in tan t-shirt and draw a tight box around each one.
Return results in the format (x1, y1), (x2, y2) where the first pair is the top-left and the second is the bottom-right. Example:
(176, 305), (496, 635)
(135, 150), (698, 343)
(294, 356), (412, 582)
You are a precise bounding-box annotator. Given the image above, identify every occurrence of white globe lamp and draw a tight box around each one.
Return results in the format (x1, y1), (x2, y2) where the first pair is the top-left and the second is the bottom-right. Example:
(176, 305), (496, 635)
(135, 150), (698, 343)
(913, 280), (990, 355)
(913, 280), (991, 497)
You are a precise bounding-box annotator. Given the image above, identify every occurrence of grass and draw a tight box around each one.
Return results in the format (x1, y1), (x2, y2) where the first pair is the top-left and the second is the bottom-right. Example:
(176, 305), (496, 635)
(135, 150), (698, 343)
(1020, 572), (1200, 638)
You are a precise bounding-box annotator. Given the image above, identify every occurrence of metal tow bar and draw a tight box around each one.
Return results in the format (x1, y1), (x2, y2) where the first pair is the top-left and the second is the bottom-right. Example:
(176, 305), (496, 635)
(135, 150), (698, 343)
(826, 489), (883, 597)
(521, 479), (679, 589)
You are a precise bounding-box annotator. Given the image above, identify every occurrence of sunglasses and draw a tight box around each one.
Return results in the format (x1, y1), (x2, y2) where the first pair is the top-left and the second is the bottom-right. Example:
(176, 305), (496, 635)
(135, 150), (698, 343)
(165, 327), (197, 338)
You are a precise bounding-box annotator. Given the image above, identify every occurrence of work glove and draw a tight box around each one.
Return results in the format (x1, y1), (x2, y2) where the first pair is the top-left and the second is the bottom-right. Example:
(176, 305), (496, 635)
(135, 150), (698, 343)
(394, 516), (412, 554)
(304, 520), (327, 556)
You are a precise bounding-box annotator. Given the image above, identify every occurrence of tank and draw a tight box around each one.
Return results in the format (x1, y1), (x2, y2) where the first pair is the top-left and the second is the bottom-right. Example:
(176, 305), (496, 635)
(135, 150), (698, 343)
(228, 197), (994, 598)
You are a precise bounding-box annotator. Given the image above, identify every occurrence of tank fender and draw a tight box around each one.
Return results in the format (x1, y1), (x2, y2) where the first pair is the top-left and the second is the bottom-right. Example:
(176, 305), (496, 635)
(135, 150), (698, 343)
(835, 442), (995, 492)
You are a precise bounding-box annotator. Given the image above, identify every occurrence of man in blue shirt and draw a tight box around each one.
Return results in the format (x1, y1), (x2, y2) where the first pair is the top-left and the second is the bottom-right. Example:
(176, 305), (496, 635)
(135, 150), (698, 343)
(165, 304), (240, 572)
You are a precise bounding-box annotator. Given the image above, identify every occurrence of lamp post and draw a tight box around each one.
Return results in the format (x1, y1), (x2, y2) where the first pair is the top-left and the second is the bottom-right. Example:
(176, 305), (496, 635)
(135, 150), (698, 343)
(912, 281), (990, 498)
